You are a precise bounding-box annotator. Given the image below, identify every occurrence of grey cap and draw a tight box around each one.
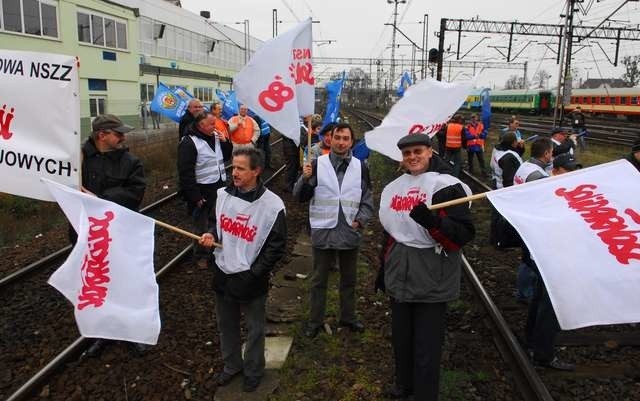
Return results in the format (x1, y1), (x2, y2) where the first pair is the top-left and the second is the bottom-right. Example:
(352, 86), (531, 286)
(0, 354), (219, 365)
(397, 133), (432, 149)
(92, 114), (134, 134)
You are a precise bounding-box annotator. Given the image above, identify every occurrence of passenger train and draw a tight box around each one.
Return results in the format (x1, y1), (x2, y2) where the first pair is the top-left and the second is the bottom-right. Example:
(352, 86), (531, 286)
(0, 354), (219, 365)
(462, 86), (640, 119)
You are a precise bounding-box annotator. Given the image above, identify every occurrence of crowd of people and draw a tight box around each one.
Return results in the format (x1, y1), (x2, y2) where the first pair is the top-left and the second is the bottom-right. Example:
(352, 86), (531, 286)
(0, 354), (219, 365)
(73, 101), (640, 400)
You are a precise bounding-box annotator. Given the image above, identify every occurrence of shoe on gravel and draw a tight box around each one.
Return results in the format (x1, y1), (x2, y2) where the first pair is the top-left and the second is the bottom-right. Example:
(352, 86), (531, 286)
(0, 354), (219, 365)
(534, 357), (575, 371)
(213, 371), (241, 386)
(243, 376), (261, 392)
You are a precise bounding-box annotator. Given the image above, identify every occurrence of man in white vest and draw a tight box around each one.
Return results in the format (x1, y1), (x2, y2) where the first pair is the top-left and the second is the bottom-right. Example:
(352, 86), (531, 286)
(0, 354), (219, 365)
(293, 122), (374, 338)
(512, 137), (554, 304)
(376, 133), (475, 400)
(512, 139), (576, 371)
(178, 111), (232, 269)
(200, 147), (287, 393)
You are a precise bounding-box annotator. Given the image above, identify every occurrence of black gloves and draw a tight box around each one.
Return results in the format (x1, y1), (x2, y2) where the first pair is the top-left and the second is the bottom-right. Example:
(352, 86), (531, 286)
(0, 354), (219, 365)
(409, 202), (440, 229)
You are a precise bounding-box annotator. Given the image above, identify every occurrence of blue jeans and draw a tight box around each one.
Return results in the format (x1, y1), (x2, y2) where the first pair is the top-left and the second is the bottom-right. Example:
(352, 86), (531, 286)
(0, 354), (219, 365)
(516, 262), (537, 300)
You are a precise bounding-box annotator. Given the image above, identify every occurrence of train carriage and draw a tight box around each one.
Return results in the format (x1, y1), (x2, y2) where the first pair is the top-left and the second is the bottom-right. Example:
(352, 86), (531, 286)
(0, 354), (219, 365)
(566, 87), (640, 120)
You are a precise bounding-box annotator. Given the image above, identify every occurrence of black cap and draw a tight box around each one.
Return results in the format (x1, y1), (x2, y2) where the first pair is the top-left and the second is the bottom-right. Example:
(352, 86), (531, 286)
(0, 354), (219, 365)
(397, 133), (432, 149)
(92, 114), (134, 134)
(551, 127), (568, 135)
(553, 153), (581, 171)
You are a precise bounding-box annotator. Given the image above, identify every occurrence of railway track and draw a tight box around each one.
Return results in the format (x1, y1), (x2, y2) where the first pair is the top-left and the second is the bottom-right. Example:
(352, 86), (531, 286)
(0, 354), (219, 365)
(490, 112), (639, 147)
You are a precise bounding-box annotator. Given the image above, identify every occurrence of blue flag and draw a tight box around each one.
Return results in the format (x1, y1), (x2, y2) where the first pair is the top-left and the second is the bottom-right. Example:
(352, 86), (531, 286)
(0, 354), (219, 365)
(480, 88), (491, 130)
(396, 71), (413, 97)
(215, 89), (239, 119)
(321, 72), (345, 129)
(150, 83), (193, 123)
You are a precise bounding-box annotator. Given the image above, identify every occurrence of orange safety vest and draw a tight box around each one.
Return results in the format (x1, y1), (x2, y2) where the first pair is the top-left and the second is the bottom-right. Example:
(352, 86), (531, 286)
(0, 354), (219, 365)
(229, 115), (256, 145)
(445, 123), (464, 149)
(466, 122), (485, 148)
(213, 118), (229, 141)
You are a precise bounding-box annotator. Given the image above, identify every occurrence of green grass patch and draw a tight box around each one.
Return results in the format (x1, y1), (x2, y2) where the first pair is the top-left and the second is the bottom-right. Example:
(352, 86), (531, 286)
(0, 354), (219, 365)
(441, 369), (490, 401)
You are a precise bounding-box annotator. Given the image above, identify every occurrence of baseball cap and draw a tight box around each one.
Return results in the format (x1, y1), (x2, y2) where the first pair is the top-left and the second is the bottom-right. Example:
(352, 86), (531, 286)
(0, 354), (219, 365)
(92, 114), (134, 134)
(397, 133), (433, 149)
(551, 127), (568, 135)
(553, 153), (581, 171)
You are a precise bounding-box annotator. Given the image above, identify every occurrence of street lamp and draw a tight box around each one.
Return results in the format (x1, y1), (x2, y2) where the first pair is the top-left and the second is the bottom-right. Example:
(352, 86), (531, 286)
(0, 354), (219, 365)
(235, 19), (250, 64)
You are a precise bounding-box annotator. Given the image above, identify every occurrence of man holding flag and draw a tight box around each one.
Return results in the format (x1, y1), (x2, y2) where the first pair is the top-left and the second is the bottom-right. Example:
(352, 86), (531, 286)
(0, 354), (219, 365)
(376, 133), (474, 400)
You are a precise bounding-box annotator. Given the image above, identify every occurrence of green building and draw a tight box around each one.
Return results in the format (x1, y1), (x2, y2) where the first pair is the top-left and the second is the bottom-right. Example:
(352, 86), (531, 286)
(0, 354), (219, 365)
(0, 0), (261, 135)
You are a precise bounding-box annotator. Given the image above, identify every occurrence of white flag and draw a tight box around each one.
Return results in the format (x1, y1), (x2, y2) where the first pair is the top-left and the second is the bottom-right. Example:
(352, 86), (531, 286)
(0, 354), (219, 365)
(0, 49), (80, 201)
(234, 18), (313, 145)
(43, 179), (160, 345)
(365, 78), (474, 161)
(486, 160), (640, 330)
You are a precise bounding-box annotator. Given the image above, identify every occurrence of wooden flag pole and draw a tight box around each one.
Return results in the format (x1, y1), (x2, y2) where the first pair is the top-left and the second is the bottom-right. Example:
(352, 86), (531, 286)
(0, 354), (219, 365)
(153, 219), (222, 248)
(428, 192), (488, 210)
(307, 116), (312, 160)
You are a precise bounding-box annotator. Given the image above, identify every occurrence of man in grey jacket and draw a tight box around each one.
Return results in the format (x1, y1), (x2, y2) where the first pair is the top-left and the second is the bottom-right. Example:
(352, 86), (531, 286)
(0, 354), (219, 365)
(377, 133), (475, 401)
(294, 122), (374, 338)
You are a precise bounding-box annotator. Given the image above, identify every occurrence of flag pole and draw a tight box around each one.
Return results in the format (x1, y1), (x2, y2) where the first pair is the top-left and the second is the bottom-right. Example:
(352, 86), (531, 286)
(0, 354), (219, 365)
(307, 117), (312, 159)
(428, 192), (488, 210)
(153, 219), (222, 248)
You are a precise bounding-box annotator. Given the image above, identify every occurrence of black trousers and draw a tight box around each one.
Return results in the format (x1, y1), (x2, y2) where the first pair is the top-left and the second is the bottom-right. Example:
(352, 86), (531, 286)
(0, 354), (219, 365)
(391, 300), (447, 401)
(525, 262), (560, 362)
(257, 133), (271, 169)
(282, 137), (300, 191)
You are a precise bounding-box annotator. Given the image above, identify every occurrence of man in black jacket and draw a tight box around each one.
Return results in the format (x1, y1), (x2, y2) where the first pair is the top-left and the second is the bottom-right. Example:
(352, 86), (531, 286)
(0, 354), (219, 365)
(178, 99), (205, 139)
(200, 147), (286, 393)
(80, 114), (146, 357)
(75, 114), (145, 234)
(178, 111), (232, 268)
(550, 128), (577, 157)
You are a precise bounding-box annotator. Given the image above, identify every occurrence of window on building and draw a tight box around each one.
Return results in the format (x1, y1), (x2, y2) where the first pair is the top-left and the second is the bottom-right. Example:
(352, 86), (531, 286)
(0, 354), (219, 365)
(88, 79), (107, 91)
(77, 10), (127, 50)
(89, 97), (106, 117)
(140, 83), (154, 101)
(1, 0), (58, 37)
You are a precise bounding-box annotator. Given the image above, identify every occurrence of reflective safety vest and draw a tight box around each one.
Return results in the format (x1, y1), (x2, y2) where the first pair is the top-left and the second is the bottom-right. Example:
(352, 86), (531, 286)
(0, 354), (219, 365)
(513, 161), (548, 185)
(379, 172), (472, 248)
(229, 115), (257, 145)
(189, 135), (226, 184)
(490, 148), (522, 189)
(214, 189), (285, 274)
(309, 154), (362, 229)
(214, 118), (229, 141)
(465, 122), (485, 148)
(445, 123), (464, 149)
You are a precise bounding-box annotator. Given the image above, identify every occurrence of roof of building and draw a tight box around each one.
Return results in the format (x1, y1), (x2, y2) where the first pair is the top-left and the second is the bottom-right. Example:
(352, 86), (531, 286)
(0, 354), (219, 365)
(580, 78), (629, 89)
(112, 0), (263, 49)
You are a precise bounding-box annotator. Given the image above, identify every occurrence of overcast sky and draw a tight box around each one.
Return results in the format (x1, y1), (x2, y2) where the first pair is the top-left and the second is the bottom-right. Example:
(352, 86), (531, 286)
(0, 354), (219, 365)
(181, 0), (640, 89)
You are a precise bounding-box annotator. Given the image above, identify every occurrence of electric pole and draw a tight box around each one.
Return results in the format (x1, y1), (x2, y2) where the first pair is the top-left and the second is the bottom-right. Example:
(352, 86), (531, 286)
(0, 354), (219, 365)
(388, 0), (406, 89)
